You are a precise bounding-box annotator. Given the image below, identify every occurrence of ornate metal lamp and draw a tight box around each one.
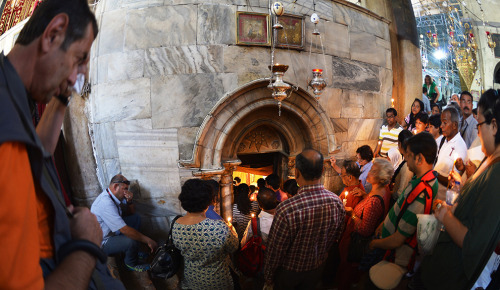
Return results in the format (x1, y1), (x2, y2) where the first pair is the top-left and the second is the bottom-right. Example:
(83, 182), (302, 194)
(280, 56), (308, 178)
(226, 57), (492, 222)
(268, 64), (291, 116)
(431, 34), (439, 48)
(308, 69), (326, 98)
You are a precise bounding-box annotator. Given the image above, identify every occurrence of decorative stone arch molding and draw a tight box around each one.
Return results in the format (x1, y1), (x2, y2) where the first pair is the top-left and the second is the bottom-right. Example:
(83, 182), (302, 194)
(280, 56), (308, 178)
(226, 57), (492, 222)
(180, 79), (338, 172)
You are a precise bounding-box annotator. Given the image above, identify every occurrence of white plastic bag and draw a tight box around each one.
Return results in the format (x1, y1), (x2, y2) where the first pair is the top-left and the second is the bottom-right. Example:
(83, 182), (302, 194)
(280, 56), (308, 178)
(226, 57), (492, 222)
(416, 214), (441, 255)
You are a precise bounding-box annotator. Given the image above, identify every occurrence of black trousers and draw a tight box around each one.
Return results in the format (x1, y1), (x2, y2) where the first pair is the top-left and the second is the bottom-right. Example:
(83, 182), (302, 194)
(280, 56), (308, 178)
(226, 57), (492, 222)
(274, 264), (325, 290)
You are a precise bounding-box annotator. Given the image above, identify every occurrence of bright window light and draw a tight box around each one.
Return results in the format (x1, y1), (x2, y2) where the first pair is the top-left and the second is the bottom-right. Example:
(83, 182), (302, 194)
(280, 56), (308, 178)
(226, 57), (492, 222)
(433, 49), (447, 60)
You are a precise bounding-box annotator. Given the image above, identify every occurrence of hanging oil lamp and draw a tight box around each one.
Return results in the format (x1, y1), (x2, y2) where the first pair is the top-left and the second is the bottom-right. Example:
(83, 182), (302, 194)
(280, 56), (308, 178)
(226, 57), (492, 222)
(311, 13), (320, 35)
(308, 69), (327, 98)
(487, 31), (496, 49)
(469, 33), (478, 50)
(449, 31), (459, 49)
(431, 34), (439, 48)
(426, 30), (433, 39)
(268, 64), (291, 116)
(272, 2), (284, 30)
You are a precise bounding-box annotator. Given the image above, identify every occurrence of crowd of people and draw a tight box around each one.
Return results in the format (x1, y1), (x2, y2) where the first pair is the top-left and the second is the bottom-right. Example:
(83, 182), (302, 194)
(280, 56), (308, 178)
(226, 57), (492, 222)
(1, 0), (499, 289)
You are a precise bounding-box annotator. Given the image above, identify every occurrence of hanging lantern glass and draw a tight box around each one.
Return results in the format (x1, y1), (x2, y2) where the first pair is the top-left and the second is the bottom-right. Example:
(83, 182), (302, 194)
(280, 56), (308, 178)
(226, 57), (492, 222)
(268, 64), (291, 115)
(431, 34), (439, 48)
(272, 2), (284, 30)
(308, 69), (326, 98)
(487, 31), (496, 49)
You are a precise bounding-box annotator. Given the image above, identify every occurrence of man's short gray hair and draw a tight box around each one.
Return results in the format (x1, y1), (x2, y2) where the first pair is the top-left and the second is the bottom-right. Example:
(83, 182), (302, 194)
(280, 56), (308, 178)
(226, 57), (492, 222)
(443, 106), (460, 124)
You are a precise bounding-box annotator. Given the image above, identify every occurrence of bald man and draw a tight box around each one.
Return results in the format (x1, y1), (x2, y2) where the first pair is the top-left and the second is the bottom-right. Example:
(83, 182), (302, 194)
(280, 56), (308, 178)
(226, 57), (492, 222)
(263, 149), (345, 289)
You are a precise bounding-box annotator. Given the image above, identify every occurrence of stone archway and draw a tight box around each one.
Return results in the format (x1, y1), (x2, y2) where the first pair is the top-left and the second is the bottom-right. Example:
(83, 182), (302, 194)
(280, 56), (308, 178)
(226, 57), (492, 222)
(180, 79), (337, 171)
(180, 79), (338, 218)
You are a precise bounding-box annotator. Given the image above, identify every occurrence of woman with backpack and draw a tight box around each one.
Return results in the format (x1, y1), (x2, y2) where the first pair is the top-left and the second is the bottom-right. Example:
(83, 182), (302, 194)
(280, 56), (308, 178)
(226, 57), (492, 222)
(335, 158), (394, 290)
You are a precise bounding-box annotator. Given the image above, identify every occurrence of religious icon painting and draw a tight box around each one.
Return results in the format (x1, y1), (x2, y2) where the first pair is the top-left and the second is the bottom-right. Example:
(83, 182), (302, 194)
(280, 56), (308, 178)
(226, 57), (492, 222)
(274, 14), (305, 50)
(236, 12), (271, 46)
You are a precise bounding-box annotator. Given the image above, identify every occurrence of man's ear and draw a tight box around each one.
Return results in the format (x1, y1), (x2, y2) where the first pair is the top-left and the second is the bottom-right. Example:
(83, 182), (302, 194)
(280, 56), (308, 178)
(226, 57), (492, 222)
(40, 13), (69, 53)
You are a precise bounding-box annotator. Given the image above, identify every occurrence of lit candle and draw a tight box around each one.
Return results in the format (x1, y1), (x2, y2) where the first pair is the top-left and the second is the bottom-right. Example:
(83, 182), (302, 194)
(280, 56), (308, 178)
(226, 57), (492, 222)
(227, 217), (231, 223)
(343, 191), (348, 207)
(391, 98), (395, 108)
(251, 213), (255, 218)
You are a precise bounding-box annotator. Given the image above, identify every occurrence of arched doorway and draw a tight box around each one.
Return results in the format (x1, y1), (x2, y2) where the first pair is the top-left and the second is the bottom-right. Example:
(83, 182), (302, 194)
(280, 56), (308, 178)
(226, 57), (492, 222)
(180, 79), (338, 218)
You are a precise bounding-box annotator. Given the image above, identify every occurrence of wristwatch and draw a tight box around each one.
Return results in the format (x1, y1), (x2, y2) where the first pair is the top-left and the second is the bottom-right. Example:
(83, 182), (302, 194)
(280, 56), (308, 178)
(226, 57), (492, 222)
(55, 94), (71, 106)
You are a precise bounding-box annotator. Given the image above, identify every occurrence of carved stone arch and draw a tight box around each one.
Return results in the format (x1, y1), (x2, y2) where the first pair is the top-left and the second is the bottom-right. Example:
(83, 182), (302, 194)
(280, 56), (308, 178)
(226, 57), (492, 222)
(181, 79), (337, 171)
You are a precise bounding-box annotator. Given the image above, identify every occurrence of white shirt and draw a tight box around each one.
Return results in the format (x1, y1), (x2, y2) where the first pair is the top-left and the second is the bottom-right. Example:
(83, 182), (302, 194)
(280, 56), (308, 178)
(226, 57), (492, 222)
(91, 188), (126, 245)
(434, 133), (468, 200)
(240, 211), (274, 247)
(435, 135), (444, 149)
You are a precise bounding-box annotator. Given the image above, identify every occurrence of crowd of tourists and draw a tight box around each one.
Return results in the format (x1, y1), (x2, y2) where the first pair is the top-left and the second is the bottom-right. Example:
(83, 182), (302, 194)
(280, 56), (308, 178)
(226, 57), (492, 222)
(1, 0), (499, 289)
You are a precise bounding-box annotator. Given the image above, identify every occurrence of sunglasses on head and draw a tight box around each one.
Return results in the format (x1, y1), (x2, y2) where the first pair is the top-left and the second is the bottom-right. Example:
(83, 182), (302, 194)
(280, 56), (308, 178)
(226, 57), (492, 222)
(114, 180), (130, 185)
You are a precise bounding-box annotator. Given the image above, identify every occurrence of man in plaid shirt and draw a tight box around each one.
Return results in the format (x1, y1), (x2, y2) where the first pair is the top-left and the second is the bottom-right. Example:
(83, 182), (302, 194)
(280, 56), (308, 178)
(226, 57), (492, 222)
(263, 149), (346, 289)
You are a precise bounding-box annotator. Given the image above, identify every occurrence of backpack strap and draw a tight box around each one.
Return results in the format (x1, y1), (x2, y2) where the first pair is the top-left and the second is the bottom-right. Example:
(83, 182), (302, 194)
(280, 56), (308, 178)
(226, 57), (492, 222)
(433, 137), (447, 167)
(385, 170), (437, 270)
(251, 216), (261, 237)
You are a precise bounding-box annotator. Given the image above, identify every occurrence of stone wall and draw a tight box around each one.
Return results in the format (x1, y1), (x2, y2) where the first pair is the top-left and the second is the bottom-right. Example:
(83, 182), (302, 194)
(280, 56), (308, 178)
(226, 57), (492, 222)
(0, 0), (393, 216)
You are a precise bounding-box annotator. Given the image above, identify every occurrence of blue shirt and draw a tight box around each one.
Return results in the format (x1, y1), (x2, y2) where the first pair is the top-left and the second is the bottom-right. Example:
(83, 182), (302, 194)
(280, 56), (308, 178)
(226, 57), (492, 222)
(91, 188), (126, 246)
(359, 161), (373, 193)
(206, 205), (222, 220)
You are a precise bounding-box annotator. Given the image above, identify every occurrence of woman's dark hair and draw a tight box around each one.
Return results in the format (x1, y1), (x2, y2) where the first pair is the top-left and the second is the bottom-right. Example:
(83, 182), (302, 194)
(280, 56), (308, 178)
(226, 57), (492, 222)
(265, 174), (280, 190)
(235, 183), (251, 215)
(478, 89), (500, 145)
(343, 159), (361, 179)
(356, 145), (374, 162)
(472, 108), (478, 116)
(249, 185), (257, 194)
(424, 75), (433, 84)
(257, 178), (266, 189)
(431, 103), (442, 114)
(429, 114), (442, 134)
(398, 130), (413, 150)
(179, 179), (212, 213)
(405, 132), (437, 164)
(415, 112), (429, 124)
(283, 179), (299, 197)
(16, 0), (98, 50)
(408, 98), (425, 129)
(204, 179), (220, 204)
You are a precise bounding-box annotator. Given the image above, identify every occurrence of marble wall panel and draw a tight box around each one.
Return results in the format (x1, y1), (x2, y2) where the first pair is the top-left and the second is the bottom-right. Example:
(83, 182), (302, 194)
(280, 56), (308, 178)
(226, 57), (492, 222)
(169, 0), (245, 4)
(145, 45), (223, 77)
(178, 127), (199, 160)
(223, 46), (270, 85)
(347, 118), (382, 141)
(116, 126), (182, 201)
(331, 57), (381, 92)
(379, 68), (393, 99)
(363, 92), (386, 119)
(121, 0), (163, 9)
(347, 9), (388, 40)
(99, 9), (126, 55)
(103, 0), (121, 12)
(102, 158), (121, 184)
(331, 118), (348, 133)
(350, 30), (387, 68)
(151, 73), (238, 128)
(304, 20), (350, 58)
(93, 78), (151, 123)
(93, 122), (119, 159)
(197, 5), (236, 45)
(125, 5), (197, 50)
(97, 50), (145, 84)
(318, 87), (342, 119)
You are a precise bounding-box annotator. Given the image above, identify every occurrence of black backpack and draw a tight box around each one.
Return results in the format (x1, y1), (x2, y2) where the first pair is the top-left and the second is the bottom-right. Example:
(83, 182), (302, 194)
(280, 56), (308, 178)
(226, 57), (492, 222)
(149, 215), (182, 279)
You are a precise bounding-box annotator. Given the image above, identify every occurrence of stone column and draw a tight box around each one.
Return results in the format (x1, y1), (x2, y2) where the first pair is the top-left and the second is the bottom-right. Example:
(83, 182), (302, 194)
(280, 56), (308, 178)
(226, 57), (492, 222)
(220, 160), (241, 220)
(367, 0), (422, 119)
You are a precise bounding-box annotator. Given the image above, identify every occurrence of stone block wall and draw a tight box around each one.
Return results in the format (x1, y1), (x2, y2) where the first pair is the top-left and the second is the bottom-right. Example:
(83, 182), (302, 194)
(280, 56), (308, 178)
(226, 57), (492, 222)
(0, 0), (393, 214)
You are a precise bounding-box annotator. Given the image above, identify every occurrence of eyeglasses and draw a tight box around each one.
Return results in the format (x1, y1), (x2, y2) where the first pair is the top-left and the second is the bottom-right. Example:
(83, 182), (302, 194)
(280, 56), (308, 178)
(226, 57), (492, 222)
(476, 121), (487, 130)
(114, 180), (130, 185)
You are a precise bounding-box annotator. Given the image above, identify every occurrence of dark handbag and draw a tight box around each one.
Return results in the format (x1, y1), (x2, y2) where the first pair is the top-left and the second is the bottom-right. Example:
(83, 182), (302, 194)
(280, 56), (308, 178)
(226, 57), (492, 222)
(347, 231), (372, 263)
(149, 215), (183, 279)
(346, 195), (385, 263)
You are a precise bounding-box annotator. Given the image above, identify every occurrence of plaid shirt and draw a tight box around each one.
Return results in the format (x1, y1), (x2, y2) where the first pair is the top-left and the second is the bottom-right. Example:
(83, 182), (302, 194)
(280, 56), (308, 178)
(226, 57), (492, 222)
(263, 184), (345, 281)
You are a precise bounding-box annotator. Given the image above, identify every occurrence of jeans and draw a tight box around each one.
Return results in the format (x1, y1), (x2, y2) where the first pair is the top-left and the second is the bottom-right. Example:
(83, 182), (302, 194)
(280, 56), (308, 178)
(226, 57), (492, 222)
(102, 213), (142, 266)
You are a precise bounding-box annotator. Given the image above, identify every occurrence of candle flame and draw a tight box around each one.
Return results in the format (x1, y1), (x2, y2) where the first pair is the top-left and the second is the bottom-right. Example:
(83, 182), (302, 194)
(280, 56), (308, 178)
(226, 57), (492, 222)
(227, 217), (231, 223)
(344, 191), (348, 198)
(251, 213), (255, 218)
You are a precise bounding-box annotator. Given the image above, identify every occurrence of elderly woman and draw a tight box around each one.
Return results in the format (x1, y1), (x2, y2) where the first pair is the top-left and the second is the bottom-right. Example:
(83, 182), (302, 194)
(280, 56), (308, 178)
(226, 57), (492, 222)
(336, 158), (394, 290)
(172, 179), (239, 290)
(420, 89), (500, 289)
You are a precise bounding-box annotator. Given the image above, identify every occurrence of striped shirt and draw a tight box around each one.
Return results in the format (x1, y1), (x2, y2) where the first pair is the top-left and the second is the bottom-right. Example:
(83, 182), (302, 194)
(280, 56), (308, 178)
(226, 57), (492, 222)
(264, 184), (345, 281)
(379, 123), (403, 157)
(232, 201), (260, 240)
(381, 172), (438, 267)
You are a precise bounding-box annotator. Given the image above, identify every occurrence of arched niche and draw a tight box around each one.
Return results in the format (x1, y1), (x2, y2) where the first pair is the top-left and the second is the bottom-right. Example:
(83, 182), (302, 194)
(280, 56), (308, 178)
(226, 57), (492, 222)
(180, 79), (337, 171)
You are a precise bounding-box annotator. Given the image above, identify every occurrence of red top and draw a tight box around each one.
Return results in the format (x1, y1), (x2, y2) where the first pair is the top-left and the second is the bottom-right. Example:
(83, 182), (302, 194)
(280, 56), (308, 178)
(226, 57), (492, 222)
(339, 182), (365, 210)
